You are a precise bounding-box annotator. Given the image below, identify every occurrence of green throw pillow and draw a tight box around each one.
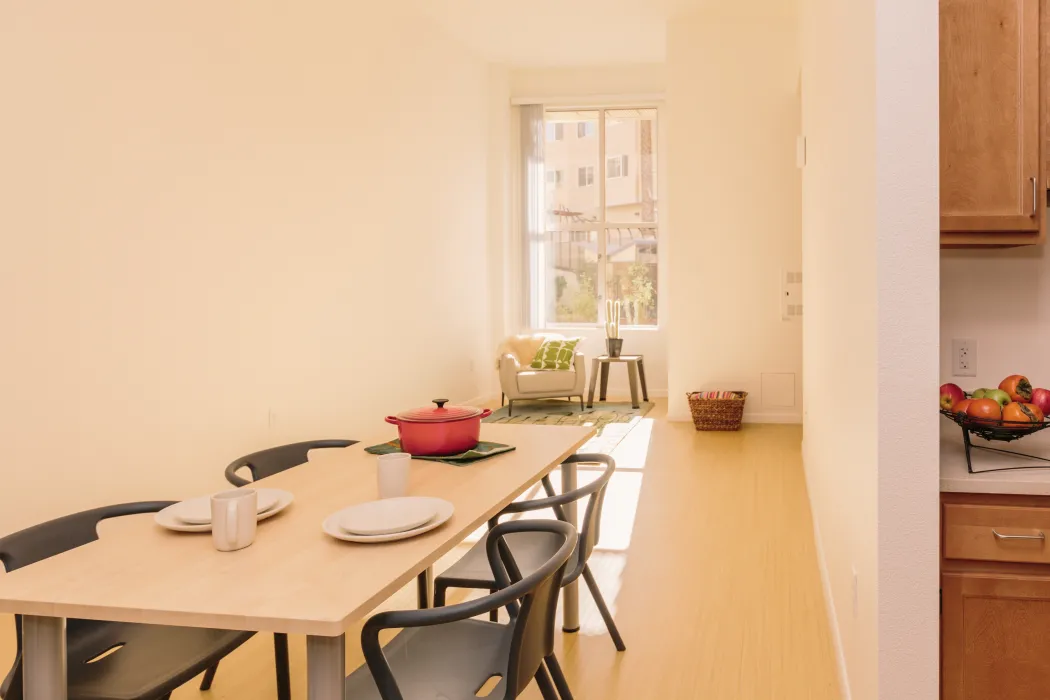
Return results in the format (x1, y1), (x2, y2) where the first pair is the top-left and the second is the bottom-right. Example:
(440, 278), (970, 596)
(530, 338), (580, 370)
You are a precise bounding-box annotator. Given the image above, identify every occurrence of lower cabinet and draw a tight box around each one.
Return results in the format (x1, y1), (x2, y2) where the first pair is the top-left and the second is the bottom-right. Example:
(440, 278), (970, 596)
(942, 572), (1050, 699)
(942, 492), (1050, 699)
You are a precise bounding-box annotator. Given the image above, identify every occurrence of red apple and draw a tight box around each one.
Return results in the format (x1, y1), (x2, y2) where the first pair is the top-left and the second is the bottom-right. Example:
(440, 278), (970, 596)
(940, 383), (965, 410)
(1031, 388), (1050, 416)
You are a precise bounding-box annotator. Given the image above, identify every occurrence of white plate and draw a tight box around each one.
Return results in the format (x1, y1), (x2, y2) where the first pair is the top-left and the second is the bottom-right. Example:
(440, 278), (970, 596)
(323, 498), (454, 543)
(173, 489), (282, 525)
(338, 497), (439, 536)
(155, 489), (294, 533)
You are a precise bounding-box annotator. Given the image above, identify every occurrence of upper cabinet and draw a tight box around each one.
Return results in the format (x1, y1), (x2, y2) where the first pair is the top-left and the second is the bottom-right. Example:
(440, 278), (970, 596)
(941, 0), (1043, 246)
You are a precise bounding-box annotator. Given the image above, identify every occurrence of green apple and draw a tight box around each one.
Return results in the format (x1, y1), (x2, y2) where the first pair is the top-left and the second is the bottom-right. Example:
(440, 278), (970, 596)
(985, 389), (1011, 407)
(972, 388), (988, 399)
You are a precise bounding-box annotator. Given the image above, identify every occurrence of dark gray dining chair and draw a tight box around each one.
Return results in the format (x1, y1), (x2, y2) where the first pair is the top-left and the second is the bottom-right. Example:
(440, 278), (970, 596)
(0, 502), (256, 700)
(434, 453), (625, 651)
(345, 520), (579, 700)
(210, 438), (356, 699)
(223, 438), (358, 487)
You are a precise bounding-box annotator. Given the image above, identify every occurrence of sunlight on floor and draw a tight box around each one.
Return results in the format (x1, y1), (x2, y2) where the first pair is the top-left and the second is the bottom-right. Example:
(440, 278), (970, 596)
(452, 413), (655, 643)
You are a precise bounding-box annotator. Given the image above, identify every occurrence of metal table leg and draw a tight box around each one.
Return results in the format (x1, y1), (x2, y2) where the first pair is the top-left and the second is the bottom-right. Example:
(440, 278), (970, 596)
(627, 361), (640, 409)
(587, 358), (600, 408)
(307, 633), (346, 700)
(23, 616), (66, 700)
(561, 460), (580, 632)
(637, 358), (649, 401)
(417, 566), (434, 608)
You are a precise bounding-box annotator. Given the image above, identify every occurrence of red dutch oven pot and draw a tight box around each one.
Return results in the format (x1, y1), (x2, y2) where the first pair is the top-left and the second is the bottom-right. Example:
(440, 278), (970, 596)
(385, 399), (493, 456)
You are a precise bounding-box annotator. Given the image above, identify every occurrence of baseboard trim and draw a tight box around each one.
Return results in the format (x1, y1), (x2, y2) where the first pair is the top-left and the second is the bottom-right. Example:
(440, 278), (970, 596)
(463, 393), (500, 407)
(808, 496), (852, 700)
(668, 413), (802, 424)
(742, 412), (802, 424)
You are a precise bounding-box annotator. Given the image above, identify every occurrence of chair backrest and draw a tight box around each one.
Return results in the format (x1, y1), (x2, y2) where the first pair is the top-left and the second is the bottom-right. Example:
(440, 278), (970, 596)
(497, 333), (565, 367)
(503, 453), (615, 580)
(0, 501), (174, 700)
(359, 520), (576, 700)
(563, 453), (615, 570)
(500, 524), (574, 699)
(224, 439), (357, 487)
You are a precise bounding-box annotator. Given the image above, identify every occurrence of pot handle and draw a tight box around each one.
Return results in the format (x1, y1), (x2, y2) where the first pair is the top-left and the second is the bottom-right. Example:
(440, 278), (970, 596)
(384, 416), (400, 425)
(479, 408), (492, 419)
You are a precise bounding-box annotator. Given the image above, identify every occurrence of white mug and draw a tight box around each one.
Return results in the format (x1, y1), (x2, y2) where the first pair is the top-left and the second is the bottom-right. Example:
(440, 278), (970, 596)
(377, 453), (411, 499)
(211, 489), (257, 552)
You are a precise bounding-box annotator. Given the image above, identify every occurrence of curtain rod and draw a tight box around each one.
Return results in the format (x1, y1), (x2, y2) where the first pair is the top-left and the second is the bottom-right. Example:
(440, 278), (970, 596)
(510, 93), (665, 107)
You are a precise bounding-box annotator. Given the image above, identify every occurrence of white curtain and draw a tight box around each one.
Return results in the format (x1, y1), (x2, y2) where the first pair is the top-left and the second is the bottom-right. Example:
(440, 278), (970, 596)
(520, 104), (546, 329)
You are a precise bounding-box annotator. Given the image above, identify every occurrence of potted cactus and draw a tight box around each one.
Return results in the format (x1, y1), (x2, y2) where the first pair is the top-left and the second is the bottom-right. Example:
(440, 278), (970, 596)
(605, 299), (623, 357)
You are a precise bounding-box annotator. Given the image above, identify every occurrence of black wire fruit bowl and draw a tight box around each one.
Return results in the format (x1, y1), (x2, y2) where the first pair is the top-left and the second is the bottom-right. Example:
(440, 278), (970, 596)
(940, 408), (1050, 443)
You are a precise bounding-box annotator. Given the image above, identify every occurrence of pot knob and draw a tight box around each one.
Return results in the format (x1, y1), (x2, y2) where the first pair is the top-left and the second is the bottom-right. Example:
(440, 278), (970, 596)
(433, 399), (449, 408)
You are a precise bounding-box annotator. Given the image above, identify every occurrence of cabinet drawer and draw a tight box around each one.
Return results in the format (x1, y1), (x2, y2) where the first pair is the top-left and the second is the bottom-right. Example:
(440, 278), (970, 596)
(944, 504), (1050, 564)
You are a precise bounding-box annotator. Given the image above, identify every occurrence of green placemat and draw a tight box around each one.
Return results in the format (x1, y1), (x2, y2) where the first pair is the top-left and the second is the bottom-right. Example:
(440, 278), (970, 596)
(364, 439), (516, 465)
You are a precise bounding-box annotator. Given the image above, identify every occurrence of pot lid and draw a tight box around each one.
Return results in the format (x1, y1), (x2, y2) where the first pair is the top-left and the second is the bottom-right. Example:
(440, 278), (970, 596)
(395, 399), (484, 423)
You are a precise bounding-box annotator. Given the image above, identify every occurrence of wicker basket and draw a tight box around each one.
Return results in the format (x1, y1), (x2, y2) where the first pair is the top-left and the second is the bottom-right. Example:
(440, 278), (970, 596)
(687, 391), (747, 431)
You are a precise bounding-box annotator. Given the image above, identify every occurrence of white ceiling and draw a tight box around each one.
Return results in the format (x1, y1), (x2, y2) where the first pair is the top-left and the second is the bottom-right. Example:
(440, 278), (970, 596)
(411, 0), (685, 66)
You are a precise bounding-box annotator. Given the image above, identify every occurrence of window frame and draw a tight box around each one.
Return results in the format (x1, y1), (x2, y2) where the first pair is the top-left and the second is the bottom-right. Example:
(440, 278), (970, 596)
(535, 106), (661, 332)
(577, 165), (595, 187)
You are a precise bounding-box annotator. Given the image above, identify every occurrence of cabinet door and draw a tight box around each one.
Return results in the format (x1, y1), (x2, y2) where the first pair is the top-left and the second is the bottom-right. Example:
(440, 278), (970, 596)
(941, 0), (1040, 233)
(942, 573), (1050, 699)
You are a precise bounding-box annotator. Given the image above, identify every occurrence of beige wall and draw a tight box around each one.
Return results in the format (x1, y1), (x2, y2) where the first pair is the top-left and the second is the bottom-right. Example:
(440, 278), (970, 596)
(801, 0), (940, 696)
(510, 64), (666, 101)
(801, 0), (878, 691)
(940, 246), (1050, 386)
(0, 3), (504, 535)
(665, 11), (804, 423)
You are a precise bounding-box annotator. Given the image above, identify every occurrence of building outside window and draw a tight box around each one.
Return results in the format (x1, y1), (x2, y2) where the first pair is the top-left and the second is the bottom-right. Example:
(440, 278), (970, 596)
(531, 108), (659, 328)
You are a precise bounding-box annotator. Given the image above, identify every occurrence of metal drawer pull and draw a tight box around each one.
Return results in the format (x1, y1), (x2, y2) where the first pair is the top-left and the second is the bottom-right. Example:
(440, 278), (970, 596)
(1033, 176), (1040, 217)
(992, 529), (1045, 541)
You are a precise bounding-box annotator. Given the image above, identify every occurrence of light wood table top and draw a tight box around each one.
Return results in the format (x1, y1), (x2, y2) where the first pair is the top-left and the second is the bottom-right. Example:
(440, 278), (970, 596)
(0, 424), (593, 637)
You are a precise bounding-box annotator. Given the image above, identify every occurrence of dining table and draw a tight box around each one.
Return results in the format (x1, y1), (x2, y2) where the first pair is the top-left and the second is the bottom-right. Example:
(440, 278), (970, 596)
(0, 422), (595, 700)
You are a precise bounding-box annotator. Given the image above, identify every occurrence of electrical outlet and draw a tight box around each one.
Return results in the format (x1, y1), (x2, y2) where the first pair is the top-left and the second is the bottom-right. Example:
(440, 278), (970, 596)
(952, 339), (977, 377)
(852, 566), (859, 618)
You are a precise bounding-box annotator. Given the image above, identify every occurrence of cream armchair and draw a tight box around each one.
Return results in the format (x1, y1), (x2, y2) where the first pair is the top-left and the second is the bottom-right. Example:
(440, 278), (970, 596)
(497, 333), (587, 416)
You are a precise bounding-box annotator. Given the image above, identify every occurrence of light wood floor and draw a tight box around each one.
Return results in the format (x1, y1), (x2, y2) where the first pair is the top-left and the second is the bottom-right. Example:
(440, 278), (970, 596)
(0, 400), (841, 699)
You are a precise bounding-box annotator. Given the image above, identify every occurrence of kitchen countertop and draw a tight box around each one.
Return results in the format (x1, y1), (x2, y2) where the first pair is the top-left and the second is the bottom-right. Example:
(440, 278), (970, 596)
(941, 421), (1050, 495)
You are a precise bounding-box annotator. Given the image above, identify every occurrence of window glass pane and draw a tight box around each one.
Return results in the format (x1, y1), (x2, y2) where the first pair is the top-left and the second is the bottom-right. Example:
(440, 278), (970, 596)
(546, 110), (599, 226)
(544, 229), (600, 324)
(605, 226), (658, 326)
(605, 109), (657, 223)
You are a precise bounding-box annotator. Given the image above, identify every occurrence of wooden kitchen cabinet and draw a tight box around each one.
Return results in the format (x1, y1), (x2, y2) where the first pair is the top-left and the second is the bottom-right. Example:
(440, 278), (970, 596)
(942, 493), (1050, 699)
(940, 0), (1043, 246)
(942, 573), (1050, 699)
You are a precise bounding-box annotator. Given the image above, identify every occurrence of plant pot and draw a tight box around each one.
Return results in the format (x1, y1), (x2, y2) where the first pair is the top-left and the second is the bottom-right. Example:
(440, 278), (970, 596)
(385, 399), (492, 456)
(606, 338), (623, 358)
